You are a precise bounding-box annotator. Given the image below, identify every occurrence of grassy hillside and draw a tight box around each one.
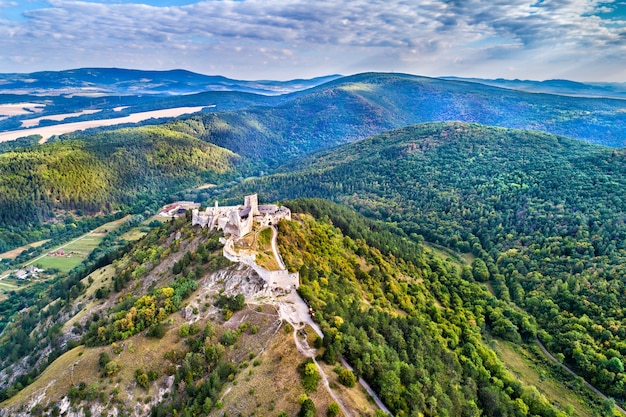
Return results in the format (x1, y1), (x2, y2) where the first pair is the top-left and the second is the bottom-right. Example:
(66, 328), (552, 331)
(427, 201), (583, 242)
(167, 72), (626, 172)
(0, 125), (238, 251)
(232, 122), (626, 405)
(0, 207), (390, 417)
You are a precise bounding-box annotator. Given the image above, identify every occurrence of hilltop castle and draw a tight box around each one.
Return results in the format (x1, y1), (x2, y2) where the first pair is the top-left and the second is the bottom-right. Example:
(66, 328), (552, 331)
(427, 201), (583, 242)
(191, 194), (291, 238)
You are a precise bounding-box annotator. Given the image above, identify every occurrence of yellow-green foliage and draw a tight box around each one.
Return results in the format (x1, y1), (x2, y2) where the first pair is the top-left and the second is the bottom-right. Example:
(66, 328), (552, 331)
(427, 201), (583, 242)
(89, 262), (197, 341)
(257, 227), (272, 247)
(277, 208), (569, 417)
(0, 125), (238, 225)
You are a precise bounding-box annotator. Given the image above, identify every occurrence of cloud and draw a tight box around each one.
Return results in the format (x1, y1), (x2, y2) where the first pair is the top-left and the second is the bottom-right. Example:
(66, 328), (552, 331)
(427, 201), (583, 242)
(0, 0), (624, 80)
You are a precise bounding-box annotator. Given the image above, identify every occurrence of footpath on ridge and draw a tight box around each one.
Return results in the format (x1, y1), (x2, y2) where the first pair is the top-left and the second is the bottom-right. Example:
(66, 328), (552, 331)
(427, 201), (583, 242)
(222, 226), (392, 417)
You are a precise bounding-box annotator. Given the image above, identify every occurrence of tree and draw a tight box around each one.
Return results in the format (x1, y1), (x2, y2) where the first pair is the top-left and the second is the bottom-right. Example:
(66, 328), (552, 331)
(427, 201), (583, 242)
(299, 398), (316, 417)
(608, 357), (624, 373)
(300, 359), (321, 393)
(471, 259), (490, 282)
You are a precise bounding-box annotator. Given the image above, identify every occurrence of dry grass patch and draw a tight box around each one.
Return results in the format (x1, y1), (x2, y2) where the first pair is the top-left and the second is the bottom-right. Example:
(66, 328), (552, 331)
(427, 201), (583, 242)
(1, 345), (101, 409)
(319, 361), (380, 416)
(120, 228), (148, 241)
(2, 317), (186, 413)
(215, 324), (334, 417)
(256, 251), (280, 271)
(492, 339), (593, 417)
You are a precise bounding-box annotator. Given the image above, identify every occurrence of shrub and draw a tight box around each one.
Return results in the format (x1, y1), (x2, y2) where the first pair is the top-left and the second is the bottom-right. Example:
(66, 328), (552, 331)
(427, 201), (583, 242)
(104, 361), (121, 376)
(299, 359), (321, 393)
(298, 398), (316, 417)
(147, 323), (167, 339)
(327, 402), (341, 417)
(179, 324), (190, 338)
(338, 369), (357, 388)
(98, 352), (111, 370)
(220, 330), (237, 346)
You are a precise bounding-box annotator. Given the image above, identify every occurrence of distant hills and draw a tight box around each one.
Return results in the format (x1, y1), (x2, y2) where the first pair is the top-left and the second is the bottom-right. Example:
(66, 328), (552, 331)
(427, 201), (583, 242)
(0, 67), (342, 97)
(166, 72), (626, 173)
(442, 76), (626, 99)
(2, 71), (625, 151)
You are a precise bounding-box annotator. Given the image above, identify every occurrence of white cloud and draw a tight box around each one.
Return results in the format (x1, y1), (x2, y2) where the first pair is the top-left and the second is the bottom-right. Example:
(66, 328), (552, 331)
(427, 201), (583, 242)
(0, 0), (624, 80)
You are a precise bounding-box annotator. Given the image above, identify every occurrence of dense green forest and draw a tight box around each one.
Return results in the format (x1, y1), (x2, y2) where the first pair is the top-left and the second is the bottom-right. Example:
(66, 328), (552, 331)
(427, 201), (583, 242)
(3, 71), (625, 249)
(234, 122), (626, 402)
(277, 203), (573, 416)
(0, 125), (238, 252)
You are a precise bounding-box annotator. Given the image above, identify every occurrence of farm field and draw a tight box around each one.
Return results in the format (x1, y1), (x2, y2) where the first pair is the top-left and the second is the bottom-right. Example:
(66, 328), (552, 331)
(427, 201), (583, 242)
(0, 239), (49, 260)
(28, 217), (132, 273)
(0, 215), (132, 298)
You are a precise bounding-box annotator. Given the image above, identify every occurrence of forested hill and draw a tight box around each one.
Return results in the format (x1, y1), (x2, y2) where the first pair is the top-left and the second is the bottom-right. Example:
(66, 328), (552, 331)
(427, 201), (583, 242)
(0, 125), (237, 227)
(233, 122), (626, 401)
(168, 72), (626, 172)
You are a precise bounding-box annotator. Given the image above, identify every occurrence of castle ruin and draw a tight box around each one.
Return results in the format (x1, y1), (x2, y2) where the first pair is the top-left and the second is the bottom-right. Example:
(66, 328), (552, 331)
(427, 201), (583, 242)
(191, 194), (291, 239)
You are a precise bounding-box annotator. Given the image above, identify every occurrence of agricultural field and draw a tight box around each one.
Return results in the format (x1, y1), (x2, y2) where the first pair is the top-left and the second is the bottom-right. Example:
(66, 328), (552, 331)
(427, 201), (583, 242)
(0, 215), (133, 299)
(0, 239), (49, 261)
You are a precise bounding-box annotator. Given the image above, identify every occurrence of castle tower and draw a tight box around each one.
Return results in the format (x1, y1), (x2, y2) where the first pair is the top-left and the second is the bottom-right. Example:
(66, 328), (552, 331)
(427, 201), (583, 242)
(244, 194), (260, 216)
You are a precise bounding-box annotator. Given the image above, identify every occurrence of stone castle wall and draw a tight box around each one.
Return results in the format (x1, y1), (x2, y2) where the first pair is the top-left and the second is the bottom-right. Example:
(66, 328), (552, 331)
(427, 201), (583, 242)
(192, 194), (291, 238)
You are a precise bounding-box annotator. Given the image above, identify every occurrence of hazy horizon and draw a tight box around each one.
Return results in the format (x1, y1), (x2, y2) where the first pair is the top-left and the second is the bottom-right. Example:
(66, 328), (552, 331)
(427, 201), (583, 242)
(0, 1), (625, 83)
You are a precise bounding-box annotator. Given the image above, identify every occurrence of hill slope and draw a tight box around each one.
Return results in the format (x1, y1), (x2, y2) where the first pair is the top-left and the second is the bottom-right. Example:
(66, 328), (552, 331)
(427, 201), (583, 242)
(0, 200), (590, 417)
(231, 122), (626, 402)
(0, 125), (237, 227)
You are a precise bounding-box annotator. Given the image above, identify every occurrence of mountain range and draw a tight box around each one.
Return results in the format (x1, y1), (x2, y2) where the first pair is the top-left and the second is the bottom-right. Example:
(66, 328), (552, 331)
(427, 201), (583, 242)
(0, 68), (342, 97)
(442, 76), (626, 100)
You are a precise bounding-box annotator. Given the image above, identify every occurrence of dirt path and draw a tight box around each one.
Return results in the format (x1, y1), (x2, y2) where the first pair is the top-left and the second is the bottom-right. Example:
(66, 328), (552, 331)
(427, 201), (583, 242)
(535, 338), (625, 415)
(233, 229), (391, 416)
(340, 358), (392, 415)
(275, 292), (391, 416)
(270, 226), (286, 270)
(278, 293), (352, 417)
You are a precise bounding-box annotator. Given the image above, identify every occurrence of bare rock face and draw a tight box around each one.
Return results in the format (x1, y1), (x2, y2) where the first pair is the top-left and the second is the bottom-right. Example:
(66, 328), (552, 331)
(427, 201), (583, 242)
(203, 263), (268, 298)
(181, 305), (194, 320)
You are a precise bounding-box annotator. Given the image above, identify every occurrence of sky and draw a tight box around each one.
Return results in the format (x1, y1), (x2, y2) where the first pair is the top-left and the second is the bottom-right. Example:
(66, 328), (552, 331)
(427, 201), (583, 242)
(0, 0), (625, 81)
